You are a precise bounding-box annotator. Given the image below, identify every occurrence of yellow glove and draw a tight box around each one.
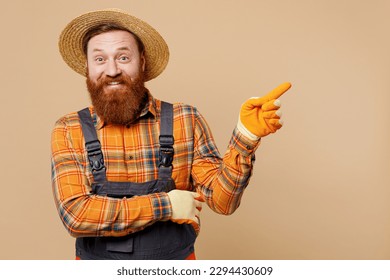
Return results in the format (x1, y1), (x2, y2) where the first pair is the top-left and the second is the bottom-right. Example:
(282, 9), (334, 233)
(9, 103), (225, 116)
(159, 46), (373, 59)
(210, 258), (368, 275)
(238, 82), (292, 139)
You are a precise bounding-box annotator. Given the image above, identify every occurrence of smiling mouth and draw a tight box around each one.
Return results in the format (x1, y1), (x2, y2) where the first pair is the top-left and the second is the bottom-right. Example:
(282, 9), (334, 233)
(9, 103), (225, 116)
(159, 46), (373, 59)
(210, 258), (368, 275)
(105, 81), (124, 88)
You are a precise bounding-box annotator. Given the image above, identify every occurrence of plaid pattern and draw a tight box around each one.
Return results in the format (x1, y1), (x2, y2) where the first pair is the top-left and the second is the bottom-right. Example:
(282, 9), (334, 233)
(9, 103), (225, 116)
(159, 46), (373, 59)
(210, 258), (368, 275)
(51, 94), (260, 237)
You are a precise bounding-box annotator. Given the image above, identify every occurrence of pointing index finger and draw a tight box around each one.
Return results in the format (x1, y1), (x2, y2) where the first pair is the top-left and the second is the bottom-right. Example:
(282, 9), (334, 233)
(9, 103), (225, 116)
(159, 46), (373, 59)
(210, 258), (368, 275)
(264, 82), (292, 101)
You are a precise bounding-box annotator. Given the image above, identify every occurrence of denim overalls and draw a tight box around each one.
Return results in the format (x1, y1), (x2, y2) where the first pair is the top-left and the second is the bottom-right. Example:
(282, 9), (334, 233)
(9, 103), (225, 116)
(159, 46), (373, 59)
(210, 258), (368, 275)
(75, 102), (196, 259)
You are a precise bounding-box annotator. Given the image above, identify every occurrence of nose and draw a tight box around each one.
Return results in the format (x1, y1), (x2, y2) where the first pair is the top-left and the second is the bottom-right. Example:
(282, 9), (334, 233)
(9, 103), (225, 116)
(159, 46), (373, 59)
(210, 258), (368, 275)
(105, 59), (121, 77)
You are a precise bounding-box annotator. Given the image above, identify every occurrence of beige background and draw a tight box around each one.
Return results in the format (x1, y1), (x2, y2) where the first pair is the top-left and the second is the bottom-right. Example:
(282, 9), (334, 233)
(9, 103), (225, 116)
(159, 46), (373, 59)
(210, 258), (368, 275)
(1, 0), (389, 259)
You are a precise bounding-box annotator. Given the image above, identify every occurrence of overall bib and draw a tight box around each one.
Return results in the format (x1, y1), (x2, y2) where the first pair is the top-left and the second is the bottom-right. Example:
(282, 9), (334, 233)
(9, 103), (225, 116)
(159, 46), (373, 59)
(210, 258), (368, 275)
(75, 102), (196, 260)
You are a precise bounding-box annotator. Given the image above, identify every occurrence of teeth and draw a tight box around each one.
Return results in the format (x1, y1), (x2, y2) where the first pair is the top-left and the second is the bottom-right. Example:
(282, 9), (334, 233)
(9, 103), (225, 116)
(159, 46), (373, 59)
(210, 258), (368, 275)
(108, 82), (120, 85)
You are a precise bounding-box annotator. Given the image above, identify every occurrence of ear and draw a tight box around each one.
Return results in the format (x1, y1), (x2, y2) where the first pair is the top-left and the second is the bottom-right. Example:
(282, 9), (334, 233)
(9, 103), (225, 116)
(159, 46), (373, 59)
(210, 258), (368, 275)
(85, 61), (89, 76)
(141, 53), (146, 72)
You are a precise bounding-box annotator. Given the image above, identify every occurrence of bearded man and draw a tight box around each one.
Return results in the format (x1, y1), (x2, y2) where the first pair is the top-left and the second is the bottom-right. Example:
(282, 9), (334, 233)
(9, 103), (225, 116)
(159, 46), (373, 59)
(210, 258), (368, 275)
(51, 8), (291, 260)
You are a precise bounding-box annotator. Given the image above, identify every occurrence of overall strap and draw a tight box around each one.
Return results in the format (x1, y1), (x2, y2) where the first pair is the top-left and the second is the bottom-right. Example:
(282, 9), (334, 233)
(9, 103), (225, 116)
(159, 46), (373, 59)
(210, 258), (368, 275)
(158, 102), (174, 179)
(77, 108), (107, 182)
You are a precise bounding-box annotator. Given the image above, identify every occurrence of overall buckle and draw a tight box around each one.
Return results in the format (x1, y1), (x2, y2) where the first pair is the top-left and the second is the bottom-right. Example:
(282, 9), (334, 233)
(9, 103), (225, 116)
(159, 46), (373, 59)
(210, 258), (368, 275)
(159, 135), (174, 167)
(85, 140), (106, 173)
(159, 146), (174, 167)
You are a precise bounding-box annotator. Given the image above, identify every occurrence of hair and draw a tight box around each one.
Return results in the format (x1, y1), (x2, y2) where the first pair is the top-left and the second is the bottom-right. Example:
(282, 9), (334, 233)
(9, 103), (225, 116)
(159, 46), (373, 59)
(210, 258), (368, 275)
(82, 23), (145, 56)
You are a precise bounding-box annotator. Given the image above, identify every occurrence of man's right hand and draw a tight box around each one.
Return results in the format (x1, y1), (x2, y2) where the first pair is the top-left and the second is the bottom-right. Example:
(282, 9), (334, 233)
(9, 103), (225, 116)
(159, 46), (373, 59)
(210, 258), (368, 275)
(167, 190), (204, 231)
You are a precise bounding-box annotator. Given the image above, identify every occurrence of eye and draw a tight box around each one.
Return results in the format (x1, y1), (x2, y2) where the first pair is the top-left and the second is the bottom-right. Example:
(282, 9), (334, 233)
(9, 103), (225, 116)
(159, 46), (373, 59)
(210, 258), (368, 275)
(118, 56), (130, 62)
(95, 57), (104, 63)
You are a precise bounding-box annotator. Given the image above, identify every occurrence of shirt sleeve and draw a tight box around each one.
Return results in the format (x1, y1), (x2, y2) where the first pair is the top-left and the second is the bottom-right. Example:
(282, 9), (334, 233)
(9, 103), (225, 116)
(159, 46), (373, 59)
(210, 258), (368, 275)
(191, 109), (261, 215)
(51, 117), (172, 238)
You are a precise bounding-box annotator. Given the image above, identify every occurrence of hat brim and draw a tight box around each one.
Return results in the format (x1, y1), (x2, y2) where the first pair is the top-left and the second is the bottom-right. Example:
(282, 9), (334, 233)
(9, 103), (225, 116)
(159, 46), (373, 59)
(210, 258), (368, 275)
(58, 8), (169, 81)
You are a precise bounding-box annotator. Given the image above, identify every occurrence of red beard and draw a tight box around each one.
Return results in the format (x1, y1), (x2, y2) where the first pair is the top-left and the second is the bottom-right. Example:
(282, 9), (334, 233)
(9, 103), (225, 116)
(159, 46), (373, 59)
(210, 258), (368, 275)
(86, 70), (148, 126)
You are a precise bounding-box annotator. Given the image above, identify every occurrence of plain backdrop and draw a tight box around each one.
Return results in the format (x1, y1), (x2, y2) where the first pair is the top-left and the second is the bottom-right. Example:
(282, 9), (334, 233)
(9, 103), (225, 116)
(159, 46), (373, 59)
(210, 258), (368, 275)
(1, 0), (390, 259)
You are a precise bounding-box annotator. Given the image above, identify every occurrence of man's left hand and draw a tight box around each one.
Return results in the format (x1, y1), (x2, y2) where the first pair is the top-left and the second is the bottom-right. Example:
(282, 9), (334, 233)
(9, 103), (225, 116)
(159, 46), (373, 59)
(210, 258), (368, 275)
(238, 82), (292, 139)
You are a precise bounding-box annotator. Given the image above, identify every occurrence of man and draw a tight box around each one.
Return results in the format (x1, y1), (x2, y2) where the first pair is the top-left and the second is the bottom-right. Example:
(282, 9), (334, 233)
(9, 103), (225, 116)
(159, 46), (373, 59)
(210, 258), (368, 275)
(51, 8), (291, 260)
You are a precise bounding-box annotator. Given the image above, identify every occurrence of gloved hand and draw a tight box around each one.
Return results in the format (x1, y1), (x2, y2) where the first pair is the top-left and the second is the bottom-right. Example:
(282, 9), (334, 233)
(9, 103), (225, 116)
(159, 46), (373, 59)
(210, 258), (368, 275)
(167, 189), (204, 232)
(238, 82), (292, 139)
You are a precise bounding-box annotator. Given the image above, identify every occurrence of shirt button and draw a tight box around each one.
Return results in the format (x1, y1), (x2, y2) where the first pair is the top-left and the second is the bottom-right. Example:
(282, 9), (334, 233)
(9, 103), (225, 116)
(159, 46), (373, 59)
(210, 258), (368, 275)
(129, 155), (134, 160)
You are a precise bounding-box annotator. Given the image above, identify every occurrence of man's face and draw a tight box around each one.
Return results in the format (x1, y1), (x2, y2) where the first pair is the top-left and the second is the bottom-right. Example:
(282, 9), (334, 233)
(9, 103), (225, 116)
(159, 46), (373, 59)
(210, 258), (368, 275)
(86, 30), (148, 125)
(87, 30), (145, 82)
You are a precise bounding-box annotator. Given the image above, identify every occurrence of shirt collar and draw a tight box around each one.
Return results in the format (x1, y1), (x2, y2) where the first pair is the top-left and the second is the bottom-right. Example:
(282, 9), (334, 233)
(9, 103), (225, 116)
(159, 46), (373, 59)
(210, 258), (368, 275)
(141, 91), (158, 118)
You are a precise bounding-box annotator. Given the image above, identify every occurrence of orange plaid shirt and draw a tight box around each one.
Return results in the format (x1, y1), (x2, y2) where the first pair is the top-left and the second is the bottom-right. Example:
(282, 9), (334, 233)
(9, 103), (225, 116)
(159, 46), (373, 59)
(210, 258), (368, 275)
(51, 94), (260, 237)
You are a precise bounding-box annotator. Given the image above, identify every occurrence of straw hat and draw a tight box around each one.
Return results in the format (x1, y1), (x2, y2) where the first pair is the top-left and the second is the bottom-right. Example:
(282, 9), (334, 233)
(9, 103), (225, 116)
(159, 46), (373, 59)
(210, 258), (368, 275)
(58, 8), (169, 81)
